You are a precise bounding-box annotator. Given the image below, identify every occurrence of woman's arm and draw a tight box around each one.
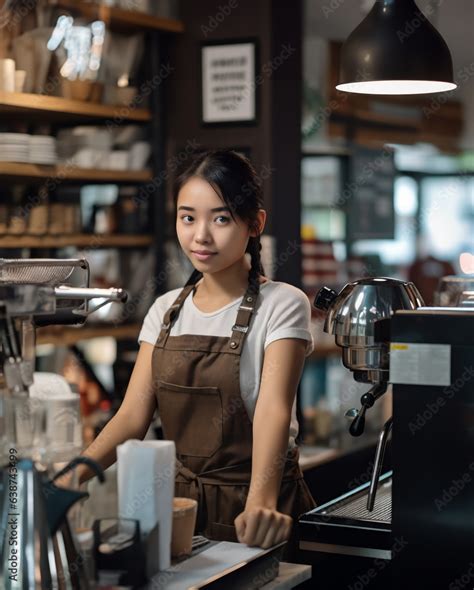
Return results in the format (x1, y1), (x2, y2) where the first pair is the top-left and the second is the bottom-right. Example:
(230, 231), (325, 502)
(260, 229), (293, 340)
(73, 342), (157, 485)
(234, 337), (307, 548)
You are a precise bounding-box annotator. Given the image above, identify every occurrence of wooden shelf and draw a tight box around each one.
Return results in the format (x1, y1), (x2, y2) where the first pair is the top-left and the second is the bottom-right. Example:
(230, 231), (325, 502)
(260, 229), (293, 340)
(37, 323), (141, 345)
(0, 162), (152, 183)
(50, 0), (184, 33)
(0, 91), (151, 122)
(0, 234), (153, 249)
(353, 108), (421, 130)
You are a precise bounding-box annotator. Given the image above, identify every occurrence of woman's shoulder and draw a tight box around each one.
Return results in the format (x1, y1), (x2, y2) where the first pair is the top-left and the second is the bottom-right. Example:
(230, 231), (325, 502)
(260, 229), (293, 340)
(138, 286), (186, 344)
(258, 279), (312, 312)
(146, 286), (184, 316)
(259, 279), (310, 302)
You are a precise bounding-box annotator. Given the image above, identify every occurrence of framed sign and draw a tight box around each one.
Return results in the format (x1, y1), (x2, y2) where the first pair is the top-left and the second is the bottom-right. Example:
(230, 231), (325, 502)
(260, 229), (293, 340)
(201, 39), (258, 125)
(346, 146), (396, 241)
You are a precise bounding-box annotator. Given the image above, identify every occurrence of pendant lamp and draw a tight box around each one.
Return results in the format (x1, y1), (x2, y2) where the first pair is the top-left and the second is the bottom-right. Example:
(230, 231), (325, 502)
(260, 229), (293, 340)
(336, 0), (457, 95)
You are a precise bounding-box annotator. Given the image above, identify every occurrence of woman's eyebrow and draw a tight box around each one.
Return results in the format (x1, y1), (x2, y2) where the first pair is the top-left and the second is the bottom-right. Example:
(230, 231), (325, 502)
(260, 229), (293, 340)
(177, 206), (231, 212)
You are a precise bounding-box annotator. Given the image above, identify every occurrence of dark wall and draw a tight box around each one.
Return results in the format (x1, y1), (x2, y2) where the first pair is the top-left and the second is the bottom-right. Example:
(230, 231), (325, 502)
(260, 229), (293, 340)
(165, 0), (303, 285)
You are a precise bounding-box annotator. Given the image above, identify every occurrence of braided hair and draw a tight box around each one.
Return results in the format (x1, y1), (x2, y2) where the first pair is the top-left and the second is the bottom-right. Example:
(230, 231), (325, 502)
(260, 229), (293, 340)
(174, 149), (266, 296)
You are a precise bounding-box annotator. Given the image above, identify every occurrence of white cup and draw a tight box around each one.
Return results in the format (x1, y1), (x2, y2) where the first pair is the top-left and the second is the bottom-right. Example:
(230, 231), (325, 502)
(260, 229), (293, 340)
(14, 70), (26, 93)
(0, 59), (15, 92)
(28, 372), (83, 462)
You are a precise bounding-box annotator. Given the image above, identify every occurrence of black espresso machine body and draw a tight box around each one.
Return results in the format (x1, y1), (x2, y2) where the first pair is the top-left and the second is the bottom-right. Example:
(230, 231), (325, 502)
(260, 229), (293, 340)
(298, 308), (474, 589)
(390, 308), (474, 589)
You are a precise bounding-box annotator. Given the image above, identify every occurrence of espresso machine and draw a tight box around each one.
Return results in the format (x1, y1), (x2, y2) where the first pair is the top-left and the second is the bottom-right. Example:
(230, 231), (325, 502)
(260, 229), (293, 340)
(298, 277), (474, 589)
(0, 258), (127, 589)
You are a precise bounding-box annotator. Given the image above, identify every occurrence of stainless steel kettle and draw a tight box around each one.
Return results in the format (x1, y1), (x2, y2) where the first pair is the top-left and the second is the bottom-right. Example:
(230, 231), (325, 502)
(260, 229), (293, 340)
(0, 455), (104, 589)
(315, 277), (424, 384)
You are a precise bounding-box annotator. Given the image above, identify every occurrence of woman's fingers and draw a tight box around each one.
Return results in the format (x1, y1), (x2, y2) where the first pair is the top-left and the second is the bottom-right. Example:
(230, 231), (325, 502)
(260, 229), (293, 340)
(279, 515), (293, 544)
(234, 512), (246, 542)
(252, 509), (275, 547)
(263, 513), (292, 548)
(240, 508), (263, 545)
(235, 508), (293, 548)
(261, 520), (279, 549)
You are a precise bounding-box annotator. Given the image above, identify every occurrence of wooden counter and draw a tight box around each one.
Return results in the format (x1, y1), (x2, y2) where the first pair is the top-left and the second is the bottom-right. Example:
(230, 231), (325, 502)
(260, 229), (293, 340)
(298, 437), (379, 472)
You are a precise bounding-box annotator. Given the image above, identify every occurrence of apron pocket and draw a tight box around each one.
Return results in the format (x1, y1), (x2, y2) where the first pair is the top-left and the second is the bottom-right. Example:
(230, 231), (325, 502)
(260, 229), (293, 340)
(157, 380), (223, 457)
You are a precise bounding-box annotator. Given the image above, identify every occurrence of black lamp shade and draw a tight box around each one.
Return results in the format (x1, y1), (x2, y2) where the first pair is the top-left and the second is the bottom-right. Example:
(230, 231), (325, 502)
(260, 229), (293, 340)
(337, 0), (456, 95)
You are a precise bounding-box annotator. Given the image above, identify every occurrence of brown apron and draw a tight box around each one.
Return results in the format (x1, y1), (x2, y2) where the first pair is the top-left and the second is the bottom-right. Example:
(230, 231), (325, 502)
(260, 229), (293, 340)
(152, 276), (316, 554)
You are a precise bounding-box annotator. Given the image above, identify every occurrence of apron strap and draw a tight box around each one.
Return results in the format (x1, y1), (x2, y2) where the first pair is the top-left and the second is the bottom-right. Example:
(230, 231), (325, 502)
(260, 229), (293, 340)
(157, 277), (261, 351)
(227, 283), (260, 354)
(157, 284), (195, 346)
(176, 461), (208, 532)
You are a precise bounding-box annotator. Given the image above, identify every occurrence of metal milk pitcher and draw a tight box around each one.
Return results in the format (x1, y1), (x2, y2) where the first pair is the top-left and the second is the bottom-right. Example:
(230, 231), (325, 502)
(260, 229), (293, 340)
(0, 455), (104, 589)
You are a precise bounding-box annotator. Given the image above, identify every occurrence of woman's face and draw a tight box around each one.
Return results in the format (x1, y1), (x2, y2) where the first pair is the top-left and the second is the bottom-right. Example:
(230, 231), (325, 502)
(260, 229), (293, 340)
(176, 176), (260, 273)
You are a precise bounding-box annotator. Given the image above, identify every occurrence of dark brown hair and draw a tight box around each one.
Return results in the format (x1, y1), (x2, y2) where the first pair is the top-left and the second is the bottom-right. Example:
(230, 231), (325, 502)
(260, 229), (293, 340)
(173, 149), (265, 295)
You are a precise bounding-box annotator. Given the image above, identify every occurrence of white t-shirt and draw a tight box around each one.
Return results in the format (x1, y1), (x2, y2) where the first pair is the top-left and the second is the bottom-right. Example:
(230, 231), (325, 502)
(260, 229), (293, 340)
(138, 279), (314, 447)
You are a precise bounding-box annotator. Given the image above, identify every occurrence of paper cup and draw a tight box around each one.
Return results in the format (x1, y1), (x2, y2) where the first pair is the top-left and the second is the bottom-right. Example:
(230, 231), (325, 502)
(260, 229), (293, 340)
(0, 59), (15, 92)
(170, 497), (197, 559)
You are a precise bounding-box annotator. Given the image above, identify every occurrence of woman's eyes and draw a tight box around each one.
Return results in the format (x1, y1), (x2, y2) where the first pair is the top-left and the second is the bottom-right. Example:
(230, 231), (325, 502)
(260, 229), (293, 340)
(180, 215), (230, 224)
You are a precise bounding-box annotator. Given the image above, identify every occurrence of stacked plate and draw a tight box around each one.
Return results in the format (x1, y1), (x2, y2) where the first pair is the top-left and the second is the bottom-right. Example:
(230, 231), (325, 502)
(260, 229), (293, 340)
(0, 133), (58, 165)
(0, 132), (30, 162)
(29, 135), (58, 165)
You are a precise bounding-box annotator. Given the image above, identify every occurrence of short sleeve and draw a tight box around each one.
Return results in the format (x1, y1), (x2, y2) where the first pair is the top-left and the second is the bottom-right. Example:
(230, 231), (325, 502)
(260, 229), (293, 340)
(264, 285), (314, 356)
(138, 297), (166, 345)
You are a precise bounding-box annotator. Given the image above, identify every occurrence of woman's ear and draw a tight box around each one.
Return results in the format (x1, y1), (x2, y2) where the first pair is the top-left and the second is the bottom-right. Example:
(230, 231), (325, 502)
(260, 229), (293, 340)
(250, 209), (267, 237)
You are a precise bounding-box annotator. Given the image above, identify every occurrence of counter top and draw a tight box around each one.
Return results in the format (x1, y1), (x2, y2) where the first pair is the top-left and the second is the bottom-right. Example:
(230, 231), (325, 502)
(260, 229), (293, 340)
(264, 563), (312, 589)
(147, 561), (311, 589)
(299, 445), (340, 471)
(145, 541), (311, 589)
(298, 436), (379, 472)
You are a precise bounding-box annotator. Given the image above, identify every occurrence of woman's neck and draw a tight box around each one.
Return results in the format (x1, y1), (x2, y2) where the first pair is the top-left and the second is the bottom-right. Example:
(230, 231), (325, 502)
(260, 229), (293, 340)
(195, 256), (254, 301)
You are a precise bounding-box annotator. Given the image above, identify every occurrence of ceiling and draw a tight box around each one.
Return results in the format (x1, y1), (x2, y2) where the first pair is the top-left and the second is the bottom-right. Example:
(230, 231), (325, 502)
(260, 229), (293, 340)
(304, 0), (473, 67)
(303, 0), (474, 148)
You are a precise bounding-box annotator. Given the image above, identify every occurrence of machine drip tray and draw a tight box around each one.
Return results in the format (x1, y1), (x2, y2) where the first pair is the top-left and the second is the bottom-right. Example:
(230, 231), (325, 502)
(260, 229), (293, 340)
(298, 472), (392, 560)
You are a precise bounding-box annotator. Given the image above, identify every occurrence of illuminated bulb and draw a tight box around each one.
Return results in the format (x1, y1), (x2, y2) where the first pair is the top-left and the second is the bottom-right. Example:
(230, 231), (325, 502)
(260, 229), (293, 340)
(459, 253), (474, 275)
(118, 74), (129, 88)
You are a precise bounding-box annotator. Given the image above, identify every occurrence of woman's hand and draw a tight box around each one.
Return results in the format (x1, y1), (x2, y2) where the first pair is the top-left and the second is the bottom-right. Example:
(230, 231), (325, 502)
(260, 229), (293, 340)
(234, 506), (293, 549)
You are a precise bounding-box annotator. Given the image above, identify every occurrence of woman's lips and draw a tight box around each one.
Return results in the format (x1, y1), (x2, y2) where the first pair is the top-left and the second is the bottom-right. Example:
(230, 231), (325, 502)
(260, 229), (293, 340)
(192, 251), (217, 261)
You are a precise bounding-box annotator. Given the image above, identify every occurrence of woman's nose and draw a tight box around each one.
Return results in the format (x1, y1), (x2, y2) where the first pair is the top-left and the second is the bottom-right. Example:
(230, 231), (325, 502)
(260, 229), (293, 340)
(194, 223), (212, 243)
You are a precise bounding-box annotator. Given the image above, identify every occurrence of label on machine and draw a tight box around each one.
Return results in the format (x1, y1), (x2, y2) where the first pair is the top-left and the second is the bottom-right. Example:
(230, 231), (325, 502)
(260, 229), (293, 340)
(389, 343), (451, 386)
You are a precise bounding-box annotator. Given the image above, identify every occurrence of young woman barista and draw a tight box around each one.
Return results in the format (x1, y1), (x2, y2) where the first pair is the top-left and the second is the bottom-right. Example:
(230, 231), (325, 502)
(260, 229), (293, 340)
(74, 149), (316, 556)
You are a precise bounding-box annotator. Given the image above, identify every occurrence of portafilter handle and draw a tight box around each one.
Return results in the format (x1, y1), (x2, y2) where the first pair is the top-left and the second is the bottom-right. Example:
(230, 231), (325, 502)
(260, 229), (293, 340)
(54, 286), (127, 303)
(345, 383), (388, 437)
(313, 286), (338, 311)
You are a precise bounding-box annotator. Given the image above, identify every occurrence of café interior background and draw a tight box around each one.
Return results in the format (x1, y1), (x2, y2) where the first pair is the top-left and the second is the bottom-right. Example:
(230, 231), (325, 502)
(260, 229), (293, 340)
(0, 0), (473, 456)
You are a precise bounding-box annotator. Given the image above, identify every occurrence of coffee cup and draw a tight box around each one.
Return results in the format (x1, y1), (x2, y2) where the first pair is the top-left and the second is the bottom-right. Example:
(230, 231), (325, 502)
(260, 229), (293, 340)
(170, 497), (197, 559)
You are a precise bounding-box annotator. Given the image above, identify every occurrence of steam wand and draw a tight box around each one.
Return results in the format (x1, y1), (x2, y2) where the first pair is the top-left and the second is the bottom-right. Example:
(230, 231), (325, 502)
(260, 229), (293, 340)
(367, 416), (393, 511)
